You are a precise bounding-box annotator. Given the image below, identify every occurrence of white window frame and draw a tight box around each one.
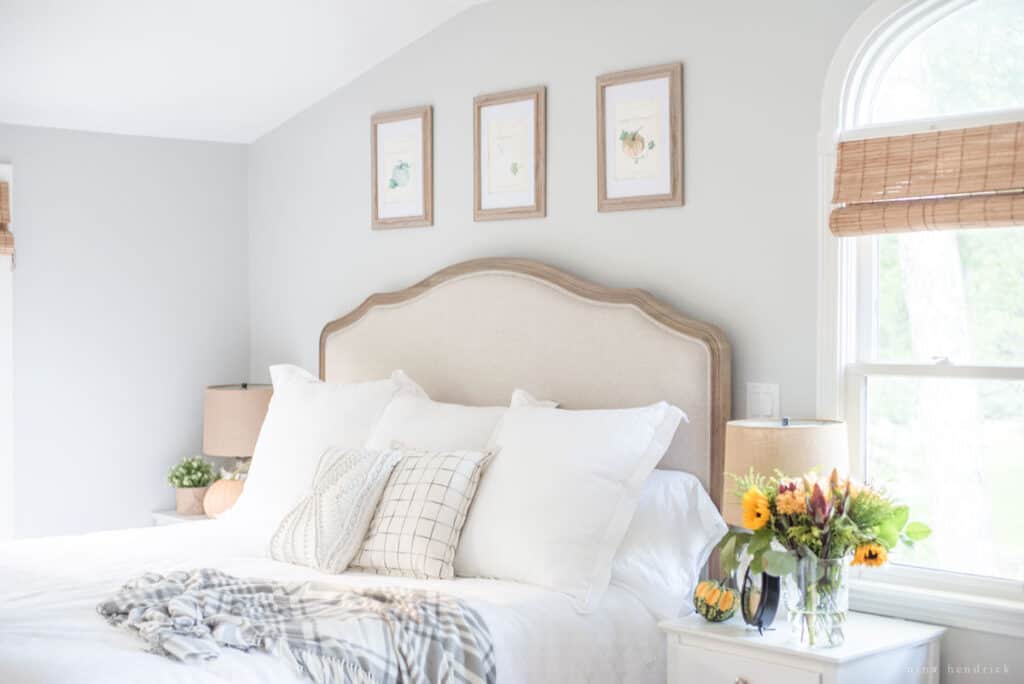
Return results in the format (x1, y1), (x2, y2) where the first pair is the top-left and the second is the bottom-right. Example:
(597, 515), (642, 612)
(818, 0), (1024, 636)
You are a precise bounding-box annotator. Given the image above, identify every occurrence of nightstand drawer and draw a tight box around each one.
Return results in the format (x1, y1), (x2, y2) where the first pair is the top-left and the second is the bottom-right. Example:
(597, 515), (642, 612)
(669, 643), (821, 684)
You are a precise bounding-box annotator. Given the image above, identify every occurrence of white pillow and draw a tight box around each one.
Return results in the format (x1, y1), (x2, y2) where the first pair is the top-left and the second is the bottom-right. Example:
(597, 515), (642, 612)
(352, 447), (493, 579)
(509, 388), (558, 409)
(229, 365), (424, 537)
(269, 446), (402, 572)
(366, 395), (506, 452)
(611, 469), (727, 620)
(455, 402), (684, 612)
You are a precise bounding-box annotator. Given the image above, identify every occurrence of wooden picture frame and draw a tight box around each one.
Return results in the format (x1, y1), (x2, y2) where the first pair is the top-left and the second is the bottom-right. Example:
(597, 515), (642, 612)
(474, 86), (546, 221)
(596, 63), (683, 212)
(371, 105), (433, 229)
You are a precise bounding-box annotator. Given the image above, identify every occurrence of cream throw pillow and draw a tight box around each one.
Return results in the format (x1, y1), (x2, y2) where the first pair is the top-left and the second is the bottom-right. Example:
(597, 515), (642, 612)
(352, 447), (493, 579)
(270, 446), (401, 572)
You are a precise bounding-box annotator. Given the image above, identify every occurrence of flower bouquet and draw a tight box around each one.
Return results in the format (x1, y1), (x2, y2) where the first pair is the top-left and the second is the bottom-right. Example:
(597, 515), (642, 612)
(717, 468), (930, 647)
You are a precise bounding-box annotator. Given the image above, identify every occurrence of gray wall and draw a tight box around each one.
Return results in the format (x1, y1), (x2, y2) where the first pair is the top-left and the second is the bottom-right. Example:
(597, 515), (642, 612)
(246, 0), (866, 417)
(245, 1), (1020, 681)
(0, 123), (249, 537)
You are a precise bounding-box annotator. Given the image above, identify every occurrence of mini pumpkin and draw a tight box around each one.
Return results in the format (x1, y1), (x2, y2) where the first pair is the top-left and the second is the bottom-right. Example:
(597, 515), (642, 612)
(693, 579), (739, 622)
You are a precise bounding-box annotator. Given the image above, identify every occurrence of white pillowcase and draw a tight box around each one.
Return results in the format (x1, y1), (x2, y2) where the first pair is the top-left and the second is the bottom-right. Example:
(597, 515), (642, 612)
(611, 469), (727, 620)
(455, 403), (684, 612)
(269, 446), (402, 572)
(509, 389), (558, 409)
(366, 395), (506, 452)
(229, 364), (424, 537)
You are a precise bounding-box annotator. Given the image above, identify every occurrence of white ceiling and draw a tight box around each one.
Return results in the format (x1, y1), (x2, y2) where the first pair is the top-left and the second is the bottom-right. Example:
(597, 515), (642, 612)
(0, 0), (485, 143)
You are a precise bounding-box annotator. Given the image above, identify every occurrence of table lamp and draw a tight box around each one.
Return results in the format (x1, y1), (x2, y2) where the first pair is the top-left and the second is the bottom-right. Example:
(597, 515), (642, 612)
(201, 383), (272, 517)
(722, 418), (849, 527)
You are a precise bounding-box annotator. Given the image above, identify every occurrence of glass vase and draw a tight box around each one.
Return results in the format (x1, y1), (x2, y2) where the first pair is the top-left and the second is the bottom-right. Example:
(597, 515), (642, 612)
(783, 556), (849, 648)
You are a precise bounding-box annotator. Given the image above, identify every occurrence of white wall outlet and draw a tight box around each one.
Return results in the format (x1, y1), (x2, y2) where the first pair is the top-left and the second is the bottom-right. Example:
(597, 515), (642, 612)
(746, 382), (780, 419)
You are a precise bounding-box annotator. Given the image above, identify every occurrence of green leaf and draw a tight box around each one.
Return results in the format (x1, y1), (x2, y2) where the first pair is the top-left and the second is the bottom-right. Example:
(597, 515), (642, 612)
(647, 140), (655, 150)
(889, 505), (909, 532)
(762, 550), (798, 577)
(720, 534), (739, 575)
(619, 130), (629, 141)
(904, 521), (931, 541)
(747, 526), (773, 556)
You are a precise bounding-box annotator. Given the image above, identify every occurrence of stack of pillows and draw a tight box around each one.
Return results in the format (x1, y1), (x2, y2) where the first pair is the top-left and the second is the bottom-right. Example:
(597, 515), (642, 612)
(228, 364), (726, 618)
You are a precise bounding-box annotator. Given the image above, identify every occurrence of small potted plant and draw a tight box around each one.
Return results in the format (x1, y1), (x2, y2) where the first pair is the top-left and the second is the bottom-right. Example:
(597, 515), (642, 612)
(167, 456), (218, 516)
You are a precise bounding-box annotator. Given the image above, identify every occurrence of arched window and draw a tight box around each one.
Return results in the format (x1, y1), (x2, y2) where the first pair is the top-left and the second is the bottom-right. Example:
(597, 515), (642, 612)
(861, 0), (1024, 127)
(821, 0), (1024, 598)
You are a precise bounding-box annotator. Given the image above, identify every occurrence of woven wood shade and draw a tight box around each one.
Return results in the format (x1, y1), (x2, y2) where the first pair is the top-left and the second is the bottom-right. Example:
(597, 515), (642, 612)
(0, 181), (12, 257)
(830, 122), (1024, 236)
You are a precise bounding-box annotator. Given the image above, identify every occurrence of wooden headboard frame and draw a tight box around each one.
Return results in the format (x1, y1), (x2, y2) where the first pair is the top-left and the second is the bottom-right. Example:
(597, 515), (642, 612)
(319, 257), (731, 516)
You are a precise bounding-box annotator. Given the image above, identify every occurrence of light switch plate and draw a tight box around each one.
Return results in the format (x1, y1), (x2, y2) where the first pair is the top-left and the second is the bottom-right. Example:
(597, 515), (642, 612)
(746, 382), (780, 419)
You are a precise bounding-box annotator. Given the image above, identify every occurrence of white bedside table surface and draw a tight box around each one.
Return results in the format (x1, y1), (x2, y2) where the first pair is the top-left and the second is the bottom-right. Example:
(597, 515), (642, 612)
(660, 611), (945, 665)
(152, 509), (208, 525)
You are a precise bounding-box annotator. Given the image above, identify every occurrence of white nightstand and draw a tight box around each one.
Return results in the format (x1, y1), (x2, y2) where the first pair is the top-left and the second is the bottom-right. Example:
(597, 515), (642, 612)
(660, 612), (944, 684)
(152, 509), (208, 526)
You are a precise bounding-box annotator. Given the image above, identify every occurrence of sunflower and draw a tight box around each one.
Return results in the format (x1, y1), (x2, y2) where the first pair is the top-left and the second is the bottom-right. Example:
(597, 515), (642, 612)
(851, 542), (887, 567)
(741, 487), (771, 530)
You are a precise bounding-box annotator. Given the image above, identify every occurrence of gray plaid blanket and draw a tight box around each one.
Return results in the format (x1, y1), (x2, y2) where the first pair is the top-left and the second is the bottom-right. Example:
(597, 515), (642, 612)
(97, 569), (496, 684)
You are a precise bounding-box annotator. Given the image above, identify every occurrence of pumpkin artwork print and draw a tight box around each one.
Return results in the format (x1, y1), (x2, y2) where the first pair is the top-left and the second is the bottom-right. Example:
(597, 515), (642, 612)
(619, 127), (655, 163)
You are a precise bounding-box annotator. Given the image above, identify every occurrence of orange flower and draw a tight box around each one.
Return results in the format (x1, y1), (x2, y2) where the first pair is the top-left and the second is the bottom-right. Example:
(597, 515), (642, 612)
(776, 479), (806, 515)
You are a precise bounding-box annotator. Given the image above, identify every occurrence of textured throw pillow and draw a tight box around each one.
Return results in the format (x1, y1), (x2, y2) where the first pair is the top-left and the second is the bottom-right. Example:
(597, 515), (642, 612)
(229, 364), (425, 539)
(455, 402), (685, 612)
(352, 447), (493, 579)
(270, 447), (402, 572)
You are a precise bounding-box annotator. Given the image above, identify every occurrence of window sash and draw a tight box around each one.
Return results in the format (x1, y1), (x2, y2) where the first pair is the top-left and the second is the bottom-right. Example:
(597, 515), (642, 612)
(846, 230), (1023, 592)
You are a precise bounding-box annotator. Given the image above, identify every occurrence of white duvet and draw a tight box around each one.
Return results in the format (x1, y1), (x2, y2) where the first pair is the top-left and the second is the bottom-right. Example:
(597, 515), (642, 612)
(0, 520), (664, 684)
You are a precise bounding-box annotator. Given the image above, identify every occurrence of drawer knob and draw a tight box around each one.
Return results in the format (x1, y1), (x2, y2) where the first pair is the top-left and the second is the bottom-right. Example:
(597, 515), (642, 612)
(734, 679), (749, 684)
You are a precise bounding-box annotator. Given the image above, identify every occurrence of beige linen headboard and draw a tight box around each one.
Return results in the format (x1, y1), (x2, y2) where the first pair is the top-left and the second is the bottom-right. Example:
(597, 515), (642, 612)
(320, 258), (730, 510)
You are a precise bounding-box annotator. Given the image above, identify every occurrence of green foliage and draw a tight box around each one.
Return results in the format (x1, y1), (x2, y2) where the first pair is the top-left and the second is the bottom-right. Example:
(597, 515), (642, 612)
(762, 550), (797, 577)
(167, 456), (218, 489)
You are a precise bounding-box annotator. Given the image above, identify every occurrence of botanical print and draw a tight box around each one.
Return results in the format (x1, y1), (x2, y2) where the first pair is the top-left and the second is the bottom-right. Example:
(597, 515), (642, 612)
(380, 135), (417, 205)
(388, 161), (410, 190)
(487, 119), (530, 194)
(613, 99), (659, 181)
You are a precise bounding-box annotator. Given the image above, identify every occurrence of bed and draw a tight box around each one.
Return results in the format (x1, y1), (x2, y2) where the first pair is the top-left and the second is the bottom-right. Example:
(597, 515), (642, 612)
(0, 258), (730, 684)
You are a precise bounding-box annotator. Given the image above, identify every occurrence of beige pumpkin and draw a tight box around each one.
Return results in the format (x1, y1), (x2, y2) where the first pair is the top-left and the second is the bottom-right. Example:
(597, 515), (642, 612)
(203, 479), (244, 518)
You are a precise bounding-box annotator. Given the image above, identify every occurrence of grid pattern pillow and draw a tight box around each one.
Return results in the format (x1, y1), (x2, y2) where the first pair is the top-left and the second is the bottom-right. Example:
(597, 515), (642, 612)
(352, 447), (492, 579)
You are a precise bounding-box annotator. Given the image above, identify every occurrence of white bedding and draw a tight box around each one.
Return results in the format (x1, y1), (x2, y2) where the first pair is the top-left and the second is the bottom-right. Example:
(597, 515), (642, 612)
(0, 520), (664, 684)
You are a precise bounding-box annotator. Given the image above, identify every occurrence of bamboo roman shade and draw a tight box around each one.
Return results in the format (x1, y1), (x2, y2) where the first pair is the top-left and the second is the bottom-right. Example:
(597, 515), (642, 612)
(0, 181), (12, 257)
(829, 121), (1024, 236)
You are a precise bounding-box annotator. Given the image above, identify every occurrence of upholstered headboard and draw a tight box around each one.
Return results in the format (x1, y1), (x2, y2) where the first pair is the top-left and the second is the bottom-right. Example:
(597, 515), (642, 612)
(320, 258), (730, 509)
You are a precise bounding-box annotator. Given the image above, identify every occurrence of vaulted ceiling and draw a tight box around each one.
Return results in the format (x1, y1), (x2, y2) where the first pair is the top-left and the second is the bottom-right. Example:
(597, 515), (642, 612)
(0, 0), (485, 143)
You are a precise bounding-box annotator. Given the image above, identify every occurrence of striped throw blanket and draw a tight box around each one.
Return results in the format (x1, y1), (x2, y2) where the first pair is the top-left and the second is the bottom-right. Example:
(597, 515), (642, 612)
(97, 569), (496, 684)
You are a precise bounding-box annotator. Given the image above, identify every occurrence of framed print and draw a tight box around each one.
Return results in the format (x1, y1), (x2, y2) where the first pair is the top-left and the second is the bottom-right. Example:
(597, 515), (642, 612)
(371, 105), (433, 229)
(596, 63), (683, 212)
(474, 86), (546, 221)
